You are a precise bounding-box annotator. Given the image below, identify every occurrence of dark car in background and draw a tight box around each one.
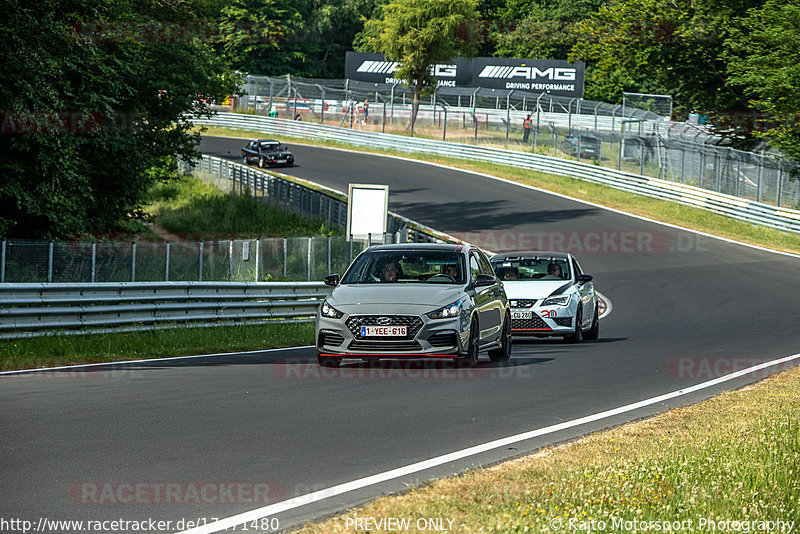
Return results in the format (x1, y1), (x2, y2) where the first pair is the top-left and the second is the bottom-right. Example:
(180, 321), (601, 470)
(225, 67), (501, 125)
(560, 133), (602, 160)
(241, 139), (295, 168)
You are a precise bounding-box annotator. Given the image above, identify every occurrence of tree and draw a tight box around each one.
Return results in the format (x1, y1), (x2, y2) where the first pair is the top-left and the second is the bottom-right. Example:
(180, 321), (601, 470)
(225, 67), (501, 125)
(0, 0), (236, 239)
(725, 0), (800, 167)
(570, 0), (759, 114)
(359, 0), (480, 132)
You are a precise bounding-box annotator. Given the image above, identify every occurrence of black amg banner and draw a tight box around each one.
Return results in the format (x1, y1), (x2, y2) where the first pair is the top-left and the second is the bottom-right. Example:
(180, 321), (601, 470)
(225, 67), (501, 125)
(345, 52), (584, 98)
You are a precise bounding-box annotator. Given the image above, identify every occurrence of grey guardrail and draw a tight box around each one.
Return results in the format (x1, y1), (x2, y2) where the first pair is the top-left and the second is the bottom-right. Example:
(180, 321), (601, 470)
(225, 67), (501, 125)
(193, 113), (800, 234)
(0, 281), (332, 339)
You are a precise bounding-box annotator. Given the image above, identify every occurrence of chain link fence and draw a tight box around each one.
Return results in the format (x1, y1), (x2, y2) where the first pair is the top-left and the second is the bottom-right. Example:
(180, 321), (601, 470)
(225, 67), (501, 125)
(223, 75), (798, 209)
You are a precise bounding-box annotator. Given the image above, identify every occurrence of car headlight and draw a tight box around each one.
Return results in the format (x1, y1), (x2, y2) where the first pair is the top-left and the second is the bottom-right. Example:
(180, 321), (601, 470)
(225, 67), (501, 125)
(427, 300), (462, 320)
(541, 294), (572, 307)
(320, 300), (343, 319)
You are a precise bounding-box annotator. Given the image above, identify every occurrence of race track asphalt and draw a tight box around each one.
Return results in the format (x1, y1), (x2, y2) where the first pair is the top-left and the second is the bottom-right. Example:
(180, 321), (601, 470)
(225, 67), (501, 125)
(1, 136), (798, 532)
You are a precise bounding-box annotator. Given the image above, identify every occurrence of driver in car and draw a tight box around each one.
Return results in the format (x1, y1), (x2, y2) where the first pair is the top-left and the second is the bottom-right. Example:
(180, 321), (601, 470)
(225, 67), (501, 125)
(380, 260), (399, 282)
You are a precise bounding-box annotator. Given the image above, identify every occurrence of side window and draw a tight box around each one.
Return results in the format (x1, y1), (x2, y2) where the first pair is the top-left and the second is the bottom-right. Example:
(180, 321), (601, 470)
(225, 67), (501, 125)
(469, 254), (481, 283)
(571, 258), (583, 279)
(478, 252), (494, 276)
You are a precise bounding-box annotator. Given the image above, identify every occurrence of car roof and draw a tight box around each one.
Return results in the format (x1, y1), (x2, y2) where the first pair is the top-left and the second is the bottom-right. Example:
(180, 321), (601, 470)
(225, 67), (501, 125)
(491, 251), (571, 260)
(256, 139), (279, 144)
(365, 243), (466, 253)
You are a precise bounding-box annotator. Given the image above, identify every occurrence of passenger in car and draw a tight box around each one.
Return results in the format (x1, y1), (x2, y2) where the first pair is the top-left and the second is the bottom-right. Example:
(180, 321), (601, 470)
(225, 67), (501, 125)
(503, 267), (519, 281)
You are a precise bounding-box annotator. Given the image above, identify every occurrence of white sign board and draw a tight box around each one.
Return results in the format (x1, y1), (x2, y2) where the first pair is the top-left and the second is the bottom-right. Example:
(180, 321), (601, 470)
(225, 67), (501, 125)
(347, 184), (389, 242)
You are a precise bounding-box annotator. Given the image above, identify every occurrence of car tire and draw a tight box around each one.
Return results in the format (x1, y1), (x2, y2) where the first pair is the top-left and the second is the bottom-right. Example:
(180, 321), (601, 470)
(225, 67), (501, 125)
(488, 313), (512, 362)
(584, 307), (599, 341)
(258, 156), (265, 169)
(317, 353), (340, 368)
(564, 305), (583, 344)
(242, 155), (248, 165)
(458, 319), (480, 368)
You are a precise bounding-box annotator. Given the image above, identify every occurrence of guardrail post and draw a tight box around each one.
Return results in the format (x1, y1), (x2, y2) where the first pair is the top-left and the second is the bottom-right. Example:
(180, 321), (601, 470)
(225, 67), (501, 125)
(1, 240), (6, 283)
(229, 239), (234, 282)
(91, 242), (96, 282)
(198, 241), (204, 281)
(165, 242), (170, 281)
(47, 241), (54, 282)
(131, 242), (136, 282)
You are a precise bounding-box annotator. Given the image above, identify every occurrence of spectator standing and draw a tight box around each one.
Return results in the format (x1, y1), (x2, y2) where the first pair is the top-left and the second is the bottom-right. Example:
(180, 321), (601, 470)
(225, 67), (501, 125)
(523, 114), (532, 142)
(363, 99), (369, 124)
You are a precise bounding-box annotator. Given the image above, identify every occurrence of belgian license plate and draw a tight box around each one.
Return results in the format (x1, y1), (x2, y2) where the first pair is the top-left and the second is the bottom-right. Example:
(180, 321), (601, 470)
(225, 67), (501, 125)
(361, 325), (406, 337)
(512, 310), (532, 320)
(276, 158), (287, 164)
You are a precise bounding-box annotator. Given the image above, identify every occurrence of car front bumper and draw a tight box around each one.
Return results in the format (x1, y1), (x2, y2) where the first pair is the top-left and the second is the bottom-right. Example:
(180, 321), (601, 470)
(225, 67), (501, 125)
(316, 311), (470, 360)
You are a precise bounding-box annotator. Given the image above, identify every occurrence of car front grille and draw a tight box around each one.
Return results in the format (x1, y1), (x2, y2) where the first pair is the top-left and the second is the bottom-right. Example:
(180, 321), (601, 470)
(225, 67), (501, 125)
(346, 315), (423, 340)
(348, 340), (423, 352)
(510, 299), (537, 308)
(512, 316), (550, 330)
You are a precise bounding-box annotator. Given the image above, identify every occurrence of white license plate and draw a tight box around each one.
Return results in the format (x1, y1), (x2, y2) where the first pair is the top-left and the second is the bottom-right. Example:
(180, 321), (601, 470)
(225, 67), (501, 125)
(276, 158), (287, 164)
(512, 310), (532, 320)
(361, 325), (407, 337)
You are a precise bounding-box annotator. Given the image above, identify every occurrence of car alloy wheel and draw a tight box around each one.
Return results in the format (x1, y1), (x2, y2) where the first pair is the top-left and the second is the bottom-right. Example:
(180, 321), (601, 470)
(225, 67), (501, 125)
(565, 305), (583, 343)
(489, 313), (512, 362)
(584, 307), (599, 341)
(258, 156), (265, 168)
(242, 155), (248, 165)
(458, 319), (480, 368)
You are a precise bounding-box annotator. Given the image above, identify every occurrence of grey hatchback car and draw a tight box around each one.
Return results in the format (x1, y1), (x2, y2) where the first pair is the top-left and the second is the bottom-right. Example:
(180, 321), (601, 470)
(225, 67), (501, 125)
(315, 243), (512, 368)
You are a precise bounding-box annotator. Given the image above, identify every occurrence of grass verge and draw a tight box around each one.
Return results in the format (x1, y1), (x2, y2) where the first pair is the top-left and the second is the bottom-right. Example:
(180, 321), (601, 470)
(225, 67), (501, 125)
(197, 125), (800, 255)
(296, 364), (800, 533)
(145, 174), (338, 237)
(0, 322), (314, 371)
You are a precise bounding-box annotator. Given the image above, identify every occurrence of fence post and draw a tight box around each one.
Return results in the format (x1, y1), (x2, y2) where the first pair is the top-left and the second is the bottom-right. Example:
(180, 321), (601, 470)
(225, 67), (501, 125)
(307, 236), (312, 281)
(131, 242), (136, 282)
(198, 241), (204, 281)
(777, 164), (784, 207)
(756, 156), (764, 203)
(1, 240), (6, 283)
(327, 236), (331, 275)
(283, 238), (288, 279)
(165, 242), (170, 281)
(91, 242), (96, 283)
(47, 241), (54, 283)
(229, 239), (234, 282)
(255, 239), (261, 282)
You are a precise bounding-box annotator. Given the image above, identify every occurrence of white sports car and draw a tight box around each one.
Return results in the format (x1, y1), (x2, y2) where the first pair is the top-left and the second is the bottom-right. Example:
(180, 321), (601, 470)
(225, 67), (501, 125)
(489, 251), (599, 342)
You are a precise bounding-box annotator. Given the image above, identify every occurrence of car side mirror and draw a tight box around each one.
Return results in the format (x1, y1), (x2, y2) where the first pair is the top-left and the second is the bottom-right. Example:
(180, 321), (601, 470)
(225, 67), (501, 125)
(578, 274), (593, 284)
(474, 274), (497, 288)
(323, 274), (340, 287)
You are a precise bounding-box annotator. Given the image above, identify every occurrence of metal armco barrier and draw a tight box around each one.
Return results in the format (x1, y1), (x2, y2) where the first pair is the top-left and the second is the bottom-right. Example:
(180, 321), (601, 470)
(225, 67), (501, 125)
(193, 113), (800, 234)
(0, 281), (332, 339)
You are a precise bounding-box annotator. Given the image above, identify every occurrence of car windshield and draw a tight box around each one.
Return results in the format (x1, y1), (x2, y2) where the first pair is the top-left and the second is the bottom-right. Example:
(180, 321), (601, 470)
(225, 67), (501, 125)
(491, 257), (571, 281)
(341, 250), (465, 284)
(259, 141), (281, 151)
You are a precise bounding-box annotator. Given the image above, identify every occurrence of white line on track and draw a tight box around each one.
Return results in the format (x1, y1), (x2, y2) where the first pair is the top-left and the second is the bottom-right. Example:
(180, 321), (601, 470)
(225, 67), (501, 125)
(177, 351), (800, 534)
(0, 346), (314, 376)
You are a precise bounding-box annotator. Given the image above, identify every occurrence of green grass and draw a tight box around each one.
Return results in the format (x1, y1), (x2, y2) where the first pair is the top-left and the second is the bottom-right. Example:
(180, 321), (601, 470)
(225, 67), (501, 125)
(297, 365), (800, 533)
(197, 125), (800, 255)
(145, 175), (338, 238)
(0, 322), (314, 371)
